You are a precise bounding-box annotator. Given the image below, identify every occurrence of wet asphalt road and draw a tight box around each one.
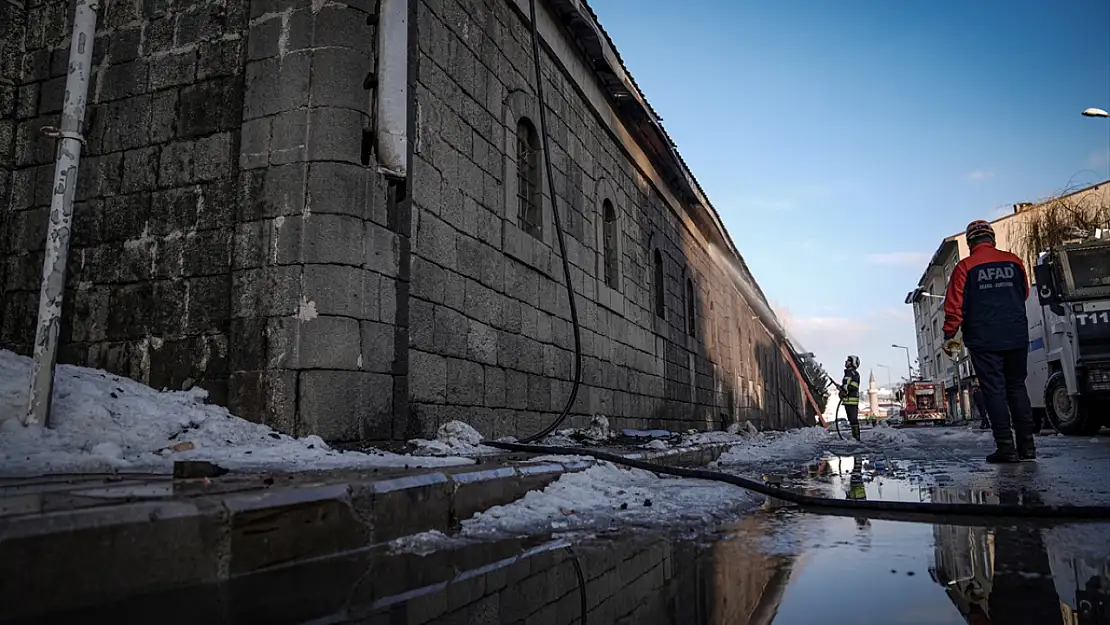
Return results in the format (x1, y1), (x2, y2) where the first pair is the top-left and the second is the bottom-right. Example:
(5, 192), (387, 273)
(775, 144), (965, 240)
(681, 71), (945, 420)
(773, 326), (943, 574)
(17, 425), (1110, 625)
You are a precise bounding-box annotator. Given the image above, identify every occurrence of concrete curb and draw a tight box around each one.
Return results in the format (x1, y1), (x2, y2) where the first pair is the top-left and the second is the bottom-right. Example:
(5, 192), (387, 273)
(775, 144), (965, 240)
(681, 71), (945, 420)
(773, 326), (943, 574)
(0, 441), (738, 620)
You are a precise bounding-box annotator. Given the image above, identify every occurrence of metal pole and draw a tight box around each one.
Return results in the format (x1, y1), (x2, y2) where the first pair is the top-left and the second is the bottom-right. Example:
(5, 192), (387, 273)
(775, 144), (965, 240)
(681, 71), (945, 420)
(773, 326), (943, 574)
(24, 0), (100, 428)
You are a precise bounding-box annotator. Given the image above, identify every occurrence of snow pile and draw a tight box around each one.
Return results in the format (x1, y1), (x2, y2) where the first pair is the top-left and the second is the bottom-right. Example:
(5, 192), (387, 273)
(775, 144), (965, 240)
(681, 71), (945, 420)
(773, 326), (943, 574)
(717, 426), (836, 464)
(461, 460), (756, 537)
(0, 350), (473, 476)
(388, 529), (458, 556)
(580, 414), (612, 442)
(408, 421), (502, 457)
(537, 414), (614, 447)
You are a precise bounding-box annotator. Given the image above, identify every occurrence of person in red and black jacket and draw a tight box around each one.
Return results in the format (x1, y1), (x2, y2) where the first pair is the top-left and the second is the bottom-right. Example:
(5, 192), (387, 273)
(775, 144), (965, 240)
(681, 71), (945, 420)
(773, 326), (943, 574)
(942, 220), (1036, 463)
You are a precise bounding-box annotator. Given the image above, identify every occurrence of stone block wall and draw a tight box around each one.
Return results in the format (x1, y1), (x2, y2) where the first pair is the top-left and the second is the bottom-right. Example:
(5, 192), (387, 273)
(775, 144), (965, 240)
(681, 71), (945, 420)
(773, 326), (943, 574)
(3, 0), (252, 402)
(0, 0), (403, 439)
(406, 0), (807, 439)
(0, 0), (807, 442)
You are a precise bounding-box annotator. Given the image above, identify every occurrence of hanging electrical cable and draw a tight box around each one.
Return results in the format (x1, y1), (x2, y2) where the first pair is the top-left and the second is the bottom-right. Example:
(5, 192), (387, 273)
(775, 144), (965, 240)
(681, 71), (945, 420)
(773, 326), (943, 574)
(520, 0), (583, 444)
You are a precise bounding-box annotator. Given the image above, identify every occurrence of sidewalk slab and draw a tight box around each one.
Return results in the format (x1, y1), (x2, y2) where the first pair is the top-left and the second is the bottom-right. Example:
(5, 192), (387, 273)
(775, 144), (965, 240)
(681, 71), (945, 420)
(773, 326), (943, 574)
(0, 441), (738, 621)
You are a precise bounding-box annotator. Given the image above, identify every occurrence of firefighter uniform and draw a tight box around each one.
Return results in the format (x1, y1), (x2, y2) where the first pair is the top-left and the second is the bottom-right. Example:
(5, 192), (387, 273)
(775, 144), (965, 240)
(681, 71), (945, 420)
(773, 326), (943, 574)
(943, 220), (1035, 463)
(840, 356), (862, 441)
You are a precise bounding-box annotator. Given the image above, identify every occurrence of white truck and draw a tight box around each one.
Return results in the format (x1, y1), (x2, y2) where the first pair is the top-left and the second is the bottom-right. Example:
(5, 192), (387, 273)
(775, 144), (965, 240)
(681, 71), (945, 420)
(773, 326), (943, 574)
(1026, 230), (1110, 435)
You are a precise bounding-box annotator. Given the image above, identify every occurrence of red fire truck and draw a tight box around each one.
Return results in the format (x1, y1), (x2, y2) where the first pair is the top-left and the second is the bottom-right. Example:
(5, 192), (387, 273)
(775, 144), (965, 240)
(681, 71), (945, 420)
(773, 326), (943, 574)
(900, 381), (947, 427)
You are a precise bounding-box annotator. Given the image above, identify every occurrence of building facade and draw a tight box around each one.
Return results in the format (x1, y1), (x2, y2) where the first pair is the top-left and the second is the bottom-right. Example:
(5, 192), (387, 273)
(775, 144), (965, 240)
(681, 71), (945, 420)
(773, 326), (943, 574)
(0, 0), (814, 442)
(905, 181), (1109, 417)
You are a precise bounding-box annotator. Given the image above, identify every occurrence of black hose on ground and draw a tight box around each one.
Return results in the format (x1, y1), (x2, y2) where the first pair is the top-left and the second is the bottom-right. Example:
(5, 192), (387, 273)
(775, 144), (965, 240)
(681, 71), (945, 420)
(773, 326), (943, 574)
(564, 545), (587, 625)
(483, 440), (1110, 522)
(520, 0), (582, 444)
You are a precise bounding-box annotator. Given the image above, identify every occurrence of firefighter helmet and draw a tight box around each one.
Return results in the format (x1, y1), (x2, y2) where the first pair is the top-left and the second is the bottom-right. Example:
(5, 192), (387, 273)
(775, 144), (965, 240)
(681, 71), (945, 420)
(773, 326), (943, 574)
(845, 355), (860, 370)
(965, 220), (995, 244)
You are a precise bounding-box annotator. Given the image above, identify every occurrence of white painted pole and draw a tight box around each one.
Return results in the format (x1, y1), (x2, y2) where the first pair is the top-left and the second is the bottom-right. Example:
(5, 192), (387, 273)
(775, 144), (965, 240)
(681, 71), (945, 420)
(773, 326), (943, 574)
(25, 0), (100, 428)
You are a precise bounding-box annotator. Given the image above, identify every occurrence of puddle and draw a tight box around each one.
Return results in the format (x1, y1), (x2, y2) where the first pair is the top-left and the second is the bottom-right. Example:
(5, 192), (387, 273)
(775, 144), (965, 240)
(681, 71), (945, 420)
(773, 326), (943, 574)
(10, 458), (1110, 625)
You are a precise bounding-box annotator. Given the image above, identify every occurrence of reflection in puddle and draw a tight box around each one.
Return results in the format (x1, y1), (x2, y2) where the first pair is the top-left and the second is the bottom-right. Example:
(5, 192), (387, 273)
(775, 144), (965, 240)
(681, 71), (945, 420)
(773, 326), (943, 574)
(11, 460), (1109, 625)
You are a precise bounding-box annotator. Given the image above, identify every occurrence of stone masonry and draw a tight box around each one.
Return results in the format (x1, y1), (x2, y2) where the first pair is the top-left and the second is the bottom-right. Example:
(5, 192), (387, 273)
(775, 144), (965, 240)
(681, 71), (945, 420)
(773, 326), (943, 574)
(0, 0), (810, 442)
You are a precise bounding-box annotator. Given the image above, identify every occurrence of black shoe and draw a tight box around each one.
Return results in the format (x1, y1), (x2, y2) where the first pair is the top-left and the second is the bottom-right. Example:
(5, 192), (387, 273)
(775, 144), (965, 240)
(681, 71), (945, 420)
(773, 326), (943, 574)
(987, 435), (1020, 463)
(1016, 434), (1037, 461)
(986, 448), (1020, 463)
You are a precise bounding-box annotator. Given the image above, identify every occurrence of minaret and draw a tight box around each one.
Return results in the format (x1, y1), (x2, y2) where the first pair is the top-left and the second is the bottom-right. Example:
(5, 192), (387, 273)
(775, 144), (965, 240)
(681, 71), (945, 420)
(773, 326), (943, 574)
(868, 370), (880, 417)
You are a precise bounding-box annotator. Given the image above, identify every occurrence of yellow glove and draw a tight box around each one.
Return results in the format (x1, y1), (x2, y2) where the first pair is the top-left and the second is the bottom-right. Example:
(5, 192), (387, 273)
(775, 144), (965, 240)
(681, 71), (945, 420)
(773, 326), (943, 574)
(942, 338), (962, 358)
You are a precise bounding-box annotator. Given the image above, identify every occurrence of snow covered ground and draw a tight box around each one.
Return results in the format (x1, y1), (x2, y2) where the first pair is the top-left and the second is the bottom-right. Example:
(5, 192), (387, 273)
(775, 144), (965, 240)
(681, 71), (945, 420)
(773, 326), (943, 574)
(0, 350), (473, 476)
(460, 460), (757, 538)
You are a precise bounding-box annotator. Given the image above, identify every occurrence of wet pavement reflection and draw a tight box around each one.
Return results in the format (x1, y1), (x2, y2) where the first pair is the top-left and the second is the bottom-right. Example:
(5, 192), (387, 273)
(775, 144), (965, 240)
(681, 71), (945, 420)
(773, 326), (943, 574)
(11, 455), (1110, 625)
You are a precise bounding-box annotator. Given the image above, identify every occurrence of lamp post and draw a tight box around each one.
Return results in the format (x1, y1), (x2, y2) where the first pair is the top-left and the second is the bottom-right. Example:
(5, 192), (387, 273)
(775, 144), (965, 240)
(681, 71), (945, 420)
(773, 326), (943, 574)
(1083, 108), (1109, 179)
(892, 344), (913, 381)
(876, 364), (892, 390)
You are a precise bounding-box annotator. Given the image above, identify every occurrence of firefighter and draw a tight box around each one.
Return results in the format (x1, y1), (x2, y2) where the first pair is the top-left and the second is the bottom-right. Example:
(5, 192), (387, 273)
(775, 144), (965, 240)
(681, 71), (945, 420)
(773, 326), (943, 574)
(839, 355), (862, 441)
(942, 220), (1036, 463)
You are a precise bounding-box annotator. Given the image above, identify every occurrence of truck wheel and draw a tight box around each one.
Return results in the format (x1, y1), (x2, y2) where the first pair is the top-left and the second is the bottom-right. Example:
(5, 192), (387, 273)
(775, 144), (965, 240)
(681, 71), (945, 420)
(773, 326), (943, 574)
(1044, 372), (1101, 436)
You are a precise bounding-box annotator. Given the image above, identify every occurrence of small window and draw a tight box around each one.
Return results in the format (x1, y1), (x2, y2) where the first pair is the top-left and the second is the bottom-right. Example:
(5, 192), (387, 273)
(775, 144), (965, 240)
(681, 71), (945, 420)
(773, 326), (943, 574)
(516, 118), (542, 239)
(653, 250), (665, 318)
(602, 199), (619, 289)
(685, 277), (696, 336)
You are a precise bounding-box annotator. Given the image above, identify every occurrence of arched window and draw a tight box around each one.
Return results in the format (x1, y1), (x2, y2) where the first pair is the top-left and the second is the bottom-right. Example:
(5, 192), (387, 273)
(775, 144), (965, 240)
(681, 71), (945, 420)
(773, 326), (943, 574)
(653, 250), (665, 318)
(516, 118), (542, 239)
(685, 277), (696, 336)
(602, 199), (619, 289)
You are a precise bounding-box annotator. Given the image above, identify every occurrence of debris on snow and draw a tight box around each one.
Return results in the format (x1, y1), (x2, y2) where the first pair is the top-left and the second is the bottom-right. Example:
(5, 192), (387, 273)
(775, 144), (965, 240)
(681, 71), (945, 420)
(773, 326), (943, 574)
(581, 414), (612, 442)
(0, 350), (473, 476)
(408, 420), (501, 457)
(642, 439), (669, 451)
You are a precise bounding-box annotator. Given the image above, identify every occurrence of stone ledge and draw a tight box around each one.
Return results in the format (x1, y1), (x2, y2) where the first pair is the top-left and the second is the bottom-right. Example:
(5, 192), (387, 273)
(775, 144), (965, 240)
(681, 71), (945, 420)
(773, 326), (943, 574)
(0, 441), (739, 620)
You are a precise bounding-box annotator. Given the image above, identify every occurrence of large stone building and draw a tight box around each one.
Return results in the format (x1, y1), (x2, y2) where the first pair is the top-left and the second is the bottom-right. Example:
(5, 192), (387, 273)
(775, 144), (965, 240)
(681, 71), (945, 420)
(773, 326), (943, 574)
(0, 0), (815, 442)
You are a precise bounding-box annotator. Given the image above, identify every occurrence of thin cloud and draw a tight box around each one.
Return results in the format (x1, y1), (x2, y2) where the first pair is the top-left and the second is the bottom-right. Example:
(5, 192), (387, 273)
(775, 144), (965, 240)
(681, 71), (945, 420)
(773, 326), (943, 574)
(965, 170), (994, 181)
(866, 251), (931, 267)
(782, 309), (917, 380)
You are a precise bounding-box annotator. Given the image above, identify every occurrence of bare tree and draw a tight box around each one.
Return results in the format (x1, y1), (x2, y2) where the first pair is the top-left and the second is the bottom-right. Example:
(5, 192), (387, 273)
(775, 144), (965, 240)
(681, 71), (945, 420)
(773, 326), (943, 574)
(1017, 182), (1110, 261)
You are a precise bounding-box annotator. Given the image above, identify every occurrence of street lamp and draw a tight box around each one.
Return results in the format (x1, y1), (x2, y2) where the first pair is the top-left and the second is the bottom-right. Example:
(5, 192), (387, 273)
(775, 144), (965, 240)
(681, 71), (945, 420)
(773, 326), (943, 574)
(876, 364), (892, 390)
(1082, 107), (1109, 118)
(892, 344), (913, 381)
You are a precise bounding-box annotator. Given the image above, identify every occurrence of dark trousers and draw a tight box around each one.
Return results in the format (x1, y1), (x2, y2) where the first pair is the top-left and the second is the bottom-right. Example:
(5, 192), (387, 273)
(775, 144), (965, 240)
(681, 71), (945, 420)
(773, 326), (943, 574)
(973, 390), (989, 426)
(843, 404), (859, 426)
(969, 348), (1034, 441)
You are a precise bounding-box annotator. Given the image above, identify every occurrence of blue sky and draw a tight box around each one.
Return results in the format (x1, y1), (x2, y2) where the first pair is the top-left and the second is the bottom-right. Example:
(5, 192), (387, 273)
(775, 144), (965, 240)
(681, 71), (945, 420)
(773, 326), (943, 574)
(590, 0), (1110, 384)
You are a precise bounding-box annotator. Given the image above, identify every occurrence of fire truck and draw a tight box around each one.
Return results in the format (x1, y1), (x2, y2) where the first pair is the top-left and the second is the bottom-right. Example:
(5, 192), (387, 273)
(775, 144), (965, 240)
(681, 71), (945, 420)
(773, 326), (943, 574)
(899, 380), (948, 427)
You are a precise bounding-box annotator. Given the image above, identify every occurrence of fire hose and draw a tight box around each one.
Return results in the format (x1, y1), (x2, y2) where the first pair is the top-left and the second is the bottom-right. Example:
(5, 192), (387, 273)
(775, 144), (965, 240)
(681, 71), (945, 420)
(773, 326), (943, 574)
(484, 439), (1110, 522)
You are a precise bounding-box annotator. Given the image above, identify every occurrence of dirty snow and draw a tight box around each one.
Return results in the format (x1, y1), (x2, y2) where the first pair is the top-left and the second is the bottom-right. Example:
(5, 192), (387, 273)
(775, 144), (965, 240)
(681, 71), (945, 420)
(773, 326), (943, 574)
(717, 426), (838, 464)
(408, 421), (503, 457)
(388, 529), (458, 556)
(0, 350), (473, 476)
(460, 460), (757, 537)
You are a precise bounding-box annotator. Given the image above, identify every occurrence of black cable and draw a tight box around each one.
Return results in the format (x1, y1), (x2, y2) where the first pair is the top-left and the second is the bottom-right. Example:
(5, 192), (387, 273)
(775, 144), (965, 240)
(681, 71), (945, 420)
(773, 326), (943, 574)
(483, 440), (1110, 522)
(833, 396), (845, 440)
(564, 545), (587, 624)
(521, 0), (582, 444)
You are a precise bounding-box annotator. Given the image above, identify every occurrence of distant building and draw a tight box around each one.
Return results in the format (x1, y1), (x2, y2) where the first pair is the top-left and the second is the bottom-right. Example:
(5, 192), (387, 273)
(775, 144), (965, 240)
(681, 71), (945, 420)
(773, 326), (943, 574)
(905, 180), (1109, 417)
